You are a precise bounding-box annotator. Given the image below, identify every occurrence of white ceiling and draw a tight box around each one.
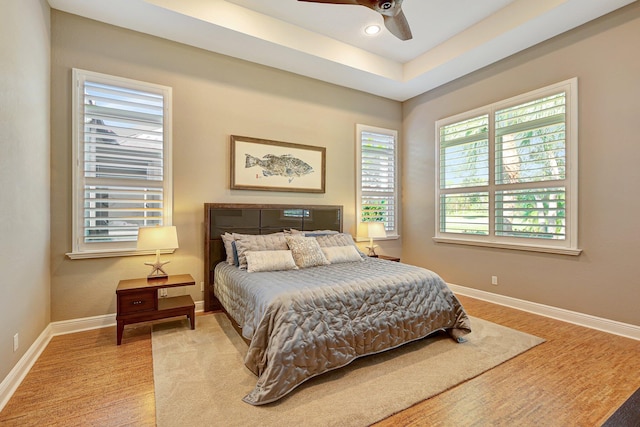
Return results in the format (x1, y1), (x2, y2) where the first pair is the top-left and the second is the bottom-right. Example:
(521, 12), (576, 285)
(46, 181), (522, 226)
(48, 0), (636, 101)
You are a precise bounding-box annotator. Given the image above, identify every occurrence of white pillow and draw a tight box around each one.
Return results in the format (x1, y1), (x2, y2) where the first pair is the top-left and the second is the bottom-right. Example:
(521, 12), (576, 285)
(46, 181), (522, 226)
(315, 233), (366, 257)
(321, 245), (364, 264)
(234, 233), (288, 269)
(245, 250), (298, 273)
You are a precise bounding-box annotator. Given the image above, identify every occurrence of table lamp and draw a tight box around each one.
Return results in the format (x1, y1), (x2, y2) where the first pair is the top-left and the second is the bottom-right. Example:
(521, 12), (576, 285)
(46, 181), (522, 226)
(358, 222), (386, 257)
(137, 225), (179, 279)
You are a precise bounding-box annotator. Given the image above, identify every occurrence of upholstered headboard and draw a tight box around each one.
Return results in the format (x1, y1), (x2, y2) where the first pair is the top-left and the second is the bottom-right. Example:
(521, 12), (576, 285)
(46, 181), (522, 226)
(204, 203), (343, 311)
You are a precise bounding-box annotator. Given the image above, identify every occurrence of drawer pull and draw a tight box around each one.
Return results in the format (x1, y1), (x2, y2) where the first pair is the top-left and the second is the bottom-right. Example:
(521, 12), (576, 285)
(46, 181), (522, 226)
(132, 300), (144, 305)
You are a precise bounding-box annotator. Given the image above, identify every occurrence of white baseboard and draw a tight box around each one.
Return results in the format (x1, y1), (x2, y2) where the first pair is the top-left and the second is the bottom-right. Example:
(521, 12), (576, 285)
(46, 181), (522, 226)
(0, 324), (53, 412)
(50, 313), (116, 336)
(0, 299), (206, 412)
(49, 299), (206, 336)
(448, 283), (640, 341)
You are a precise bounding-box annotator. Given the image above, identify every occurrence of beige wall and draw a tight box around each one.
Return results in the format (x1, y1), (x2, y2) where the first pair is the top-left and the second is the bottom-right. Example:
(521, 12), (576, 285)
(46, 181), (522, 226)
(402, 3), (640, 326)
(0, 0), (51, 380)
(50, 11), (402, 321)
(44, 2), (640, 328)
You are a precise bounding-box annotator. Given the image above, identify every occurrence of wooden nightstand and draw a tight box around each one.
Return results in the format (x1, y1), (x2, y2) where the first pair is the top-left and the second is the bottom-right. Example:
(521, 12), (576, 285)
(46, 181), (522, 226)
(372, 254), (401, 262)
(116, 273), (196, 345)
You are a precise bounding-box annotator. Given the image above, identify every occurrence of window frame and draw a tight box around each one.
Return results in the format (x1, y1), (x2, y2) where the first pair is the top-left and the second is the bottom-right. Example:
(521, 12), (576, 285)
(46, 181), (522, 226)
(434, 78), (580, 255)
(67, 69), (173, 259)
(356, 124), (400, 240)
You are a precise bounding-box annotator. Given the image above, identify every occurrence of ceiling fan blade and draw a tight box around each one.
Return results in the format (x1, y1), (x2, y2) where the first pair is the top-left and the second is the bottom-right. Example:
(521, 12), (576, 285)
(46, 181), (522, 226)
(298, 0), (412, 41)
(383, 10), (412, 40)
(297, 0), (360, 4)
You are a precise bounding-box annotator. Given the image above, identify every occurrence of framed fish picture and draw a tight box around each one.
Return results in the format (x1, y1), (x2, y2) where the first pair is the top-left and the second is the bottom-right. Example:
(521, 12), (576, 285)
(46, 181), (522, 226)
(230, 135), (326, 193)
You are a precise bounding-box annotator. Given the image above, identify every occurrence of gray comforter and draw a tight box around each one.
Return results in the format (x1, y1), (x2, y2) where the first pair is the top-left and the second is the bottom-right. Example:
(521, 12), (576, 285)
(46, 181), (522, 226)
(214, 257), (471, 405)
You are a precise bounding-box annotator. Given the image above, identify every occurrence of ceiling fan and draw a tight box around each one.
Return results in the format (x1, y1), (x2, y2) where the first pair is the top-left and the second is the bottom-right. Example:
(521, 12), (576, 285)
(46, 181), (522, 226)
(298, 0), (413, 41)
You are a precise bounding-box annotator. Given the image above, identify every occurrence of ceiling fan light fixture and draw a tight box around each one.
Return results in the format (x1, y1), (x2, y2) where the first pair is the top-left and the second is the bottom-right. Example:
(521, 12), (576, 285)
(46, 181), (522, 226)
(298, 0), (412, 41)
(364, 24), (381, 35)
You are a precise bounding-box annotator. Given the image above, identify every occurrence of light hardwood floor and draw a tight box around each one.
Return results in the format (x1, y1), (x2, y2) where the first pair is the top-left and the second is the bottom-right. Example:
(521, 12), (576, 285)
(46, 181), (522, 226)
(1, 295), (638, 426)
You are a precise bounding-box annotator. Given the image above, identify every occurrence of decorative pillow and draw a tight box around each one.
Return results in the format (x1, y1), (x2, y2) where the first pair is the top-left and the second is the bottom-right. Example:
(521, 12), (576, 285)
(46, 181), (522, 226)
(245, 250), (298, 273)
(315, 233), (357, 247)
(221, 233), (236, 265)
(315, 233), (366, 257)
(286, 229), (339, 236)
(232, 231), (285, 240)
(285, 236), (330, 268)
(302, 229), (341, 237)
(234, 234), (288, 269)
(321, 245), (364, 264)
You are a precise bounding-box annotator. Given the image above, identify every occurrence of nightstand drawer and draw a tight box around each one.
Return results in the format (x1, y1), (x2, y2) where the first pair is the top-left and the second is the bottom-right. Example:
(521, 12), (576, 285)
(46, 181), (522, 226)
(118, 290), (156, 315)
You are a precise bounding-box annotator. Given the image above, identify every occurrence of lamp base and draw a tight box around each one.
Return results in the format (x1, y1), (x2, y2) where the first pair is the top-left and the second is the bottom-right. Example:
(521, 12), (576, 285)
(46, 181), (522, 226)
(144, 250), (170, 279)
(145, 262), (169, 278)
(366, 245), (379, 257)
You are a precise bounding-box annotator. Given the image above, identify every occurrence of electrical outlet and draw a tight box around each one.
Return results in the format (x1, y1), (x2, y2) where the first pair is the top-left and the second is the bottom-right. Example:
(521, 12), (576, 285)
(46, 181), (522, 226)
(200, 282), (204, 292)
(159, 288), (168, 298)
(491, 276), (498, 286)
(13, 333), (19, 352)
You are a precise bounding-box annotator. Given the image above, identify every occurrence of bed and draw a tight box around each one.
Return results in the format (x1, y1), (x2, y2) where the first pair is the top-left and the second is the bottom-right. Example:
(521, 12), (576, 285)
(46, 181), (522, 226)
(204, 203), (471, 405)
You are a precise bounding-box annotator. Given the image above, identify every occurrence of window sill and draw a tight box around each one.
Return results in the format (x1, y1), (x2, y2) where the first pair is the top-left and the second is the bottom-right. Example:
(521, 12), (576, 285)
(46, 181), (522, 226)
(355, 234), (400, 243)
(432, 237), (582, 256)
(66, 248), (176, 260)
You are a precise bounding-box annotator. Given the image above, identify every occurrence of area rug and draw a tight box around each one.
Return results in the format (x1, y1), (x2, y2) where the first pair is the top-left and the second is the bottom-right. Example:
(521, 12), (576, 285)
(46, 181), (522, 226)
(152, 313), (544, 427)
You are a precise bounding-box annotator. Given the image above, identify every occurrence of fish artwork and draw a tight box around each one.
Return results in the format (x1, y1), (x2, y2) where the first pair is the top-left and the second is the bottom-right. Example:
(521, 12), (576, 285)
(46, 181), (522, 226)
(245, 153), (314, 183)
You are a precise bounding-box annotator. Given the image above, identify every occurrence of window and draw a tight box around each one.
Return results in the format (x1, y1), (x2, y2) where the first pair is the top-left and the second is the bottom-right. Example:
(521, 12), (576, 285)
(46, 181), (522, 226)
(356, 124), (399, 238)
(68, 69), (173, 259)
(435, 79), (579, 255)
(283, 209), (310, 219)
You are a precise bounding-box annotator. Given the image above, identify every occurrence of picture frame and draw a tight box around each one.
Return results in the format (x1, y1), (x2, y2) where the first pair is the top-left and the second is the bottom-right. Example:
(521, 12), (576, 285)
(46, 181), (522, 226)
(230, 135), (326, 193)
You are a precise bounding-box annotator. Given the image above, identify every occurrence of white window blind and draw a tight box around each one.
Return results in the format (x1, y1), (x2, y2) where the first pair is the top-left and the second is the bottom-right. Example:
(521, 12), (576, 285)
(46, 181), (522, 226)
(439, 115), (490, 235)
(494, 92), (567, 240)
(435, 78), (579, 255)
(440, 115), (489, 189)
(69, 69), (173, 258)
(357, 125), (398, 237)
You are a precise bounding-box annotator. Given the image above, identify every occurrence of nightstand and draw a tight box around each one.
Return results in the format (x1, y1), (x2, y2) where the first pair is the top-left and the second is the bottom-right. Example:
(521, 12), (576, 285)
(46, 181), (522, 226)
(116, 273), (196, 345)
(373, 254), (401, 262)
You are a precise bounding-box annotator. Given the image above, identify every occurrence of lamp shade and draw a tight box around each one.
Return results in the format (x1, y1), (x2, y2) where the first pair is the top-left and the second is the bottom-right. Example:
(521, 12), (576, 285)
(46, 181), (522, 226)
(358, 222), (387, 239)
(137, 226), (179, 251)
